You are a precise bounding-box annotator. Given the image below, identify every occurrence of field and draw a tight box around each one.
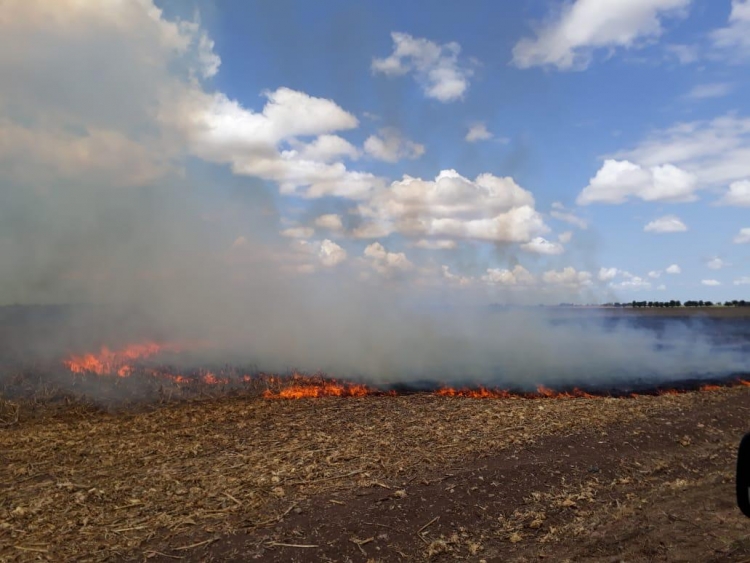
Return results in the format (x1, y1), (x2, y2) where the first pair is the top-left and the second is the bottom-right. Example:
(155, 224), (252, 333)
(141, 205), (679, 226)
(1, 308), (750, 562)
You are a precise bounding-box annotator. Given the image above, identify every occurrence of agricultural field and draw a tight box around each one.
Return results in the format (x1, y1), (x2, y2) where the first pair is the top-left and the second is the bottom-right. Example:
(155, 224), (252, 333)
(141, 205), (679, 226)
(2, 308), (750, 562)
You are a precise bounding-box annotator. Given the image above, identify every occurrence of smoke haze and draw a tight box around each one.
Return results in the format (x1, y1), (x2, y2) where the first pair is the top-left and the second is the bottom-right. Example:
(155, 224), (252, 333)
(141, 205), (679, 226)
(0, 0), (746, 393)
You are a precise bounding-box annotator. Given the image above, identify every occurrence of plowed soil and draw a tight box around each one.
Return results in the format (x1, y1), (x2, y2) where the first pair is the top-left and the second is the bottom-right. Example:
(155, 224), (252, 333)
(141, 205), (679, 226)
(2, 387), (750, 562)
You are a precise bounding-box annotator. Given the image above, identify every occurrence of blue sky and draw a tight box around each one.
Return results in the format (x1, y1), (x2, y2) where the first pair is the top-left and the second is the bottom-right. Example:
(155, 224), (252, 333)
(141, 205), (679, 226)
(1, 0), (749, 304)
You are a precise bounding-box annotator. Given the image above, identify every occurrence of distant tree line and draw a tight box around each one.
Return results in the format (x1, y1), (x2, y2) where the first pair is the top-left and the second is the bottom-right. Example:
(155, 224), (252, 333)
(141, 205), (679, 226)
(596, 300), (749, 308)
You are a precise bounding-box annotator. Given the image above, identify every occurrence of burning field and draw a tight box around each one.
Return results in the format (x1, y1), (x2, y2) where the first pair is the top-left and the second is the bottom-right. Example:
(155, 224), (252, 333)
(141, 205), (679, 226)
(2, 314), (750, 563)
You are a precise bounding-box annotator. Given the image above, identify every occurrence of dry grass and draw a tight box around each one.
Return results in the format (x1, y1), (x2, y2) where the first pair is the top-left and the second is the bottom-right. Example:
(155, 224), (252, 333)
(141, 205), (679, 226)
(0, 388), (741, 561)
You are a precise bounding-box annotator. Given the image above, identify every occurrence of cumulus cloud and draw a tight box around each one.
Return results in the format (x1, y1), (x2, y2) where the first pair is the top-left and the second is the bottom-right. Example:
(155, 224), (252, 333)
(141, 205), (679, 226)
(734, 228), (750, 244)
(482, 265), (535, 286)
(612, 115), (750, 190)
(363, 243), (413, 275)
(711, 0), (750, 60)
(512, 0), (691, 70)
(441, 265), (473, 286)
(611, 276), (652, 291)
(314, 214), (344, 232)
(465, 123), (493, 143)
(701, 279), (721, 286)
(355, 169), (547, 244)
(318, 239), (347, 267)
(364, 127), (425, 163)
(372, 32), (473, 102)
(646, 264), (681, 278)
(598, 267), (619, 281)
(644, 215), (688, 233)
(542, 267), (593, 288)
(706, 257), (728, 270)
(717, 180), (750, 206)
(290, 134), (360, 162)
(684, 82), (734, 100)
(289, 238), (347, 269)
(550, 202), (588, 228)
(185, 88), (383, 200)
(281, 226), (315, 239)
(412, 239), (458, 250)
(521, 237), (565, 255)
(735, 277), (750, 285)
(577, 160), (698, 204)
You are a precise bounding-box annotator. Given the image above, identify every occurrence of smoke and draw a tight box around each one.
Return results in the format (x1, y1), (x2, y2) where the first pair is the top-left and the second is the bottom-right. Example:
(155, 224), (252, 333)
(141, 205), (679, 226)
(0, 0), (746, 394)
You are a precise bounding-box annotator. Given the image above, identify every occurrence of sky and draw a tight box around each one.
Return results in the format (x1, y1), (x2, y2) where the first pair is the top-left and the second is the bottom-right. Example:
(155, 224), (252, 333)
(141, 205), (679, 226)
(1, 0), (750, 306)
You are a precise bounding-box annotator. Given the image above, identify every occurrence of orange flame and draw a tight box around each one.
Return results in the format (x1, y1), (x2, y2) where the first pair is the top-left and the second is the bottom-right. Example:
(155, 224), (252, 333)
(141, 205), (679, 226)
(62, 343), (750, 399)
(63, 342), (179, 377)
(435, 386), (513, 399)
(263, 382), (373, 399)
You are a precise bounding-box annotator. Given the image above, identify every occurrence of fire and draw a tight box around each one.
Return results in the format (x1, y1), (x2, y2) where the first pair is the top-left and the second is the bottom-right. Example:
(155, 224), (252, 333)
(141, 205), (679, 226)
(435, 387), (513, 399)
(63, 342), (178, 377)
(262, 373), (377, 399)
(263, 383), (373, 399)
(434, 385), (599, 399)
(61, 342), (750, 400)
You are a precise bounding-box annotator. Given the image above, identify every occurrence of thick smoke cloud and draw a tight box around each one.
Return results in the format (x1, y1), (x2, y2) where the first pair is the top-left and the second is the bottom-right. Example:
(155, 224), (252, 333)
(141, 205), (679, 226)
(0, 1), (746, 392)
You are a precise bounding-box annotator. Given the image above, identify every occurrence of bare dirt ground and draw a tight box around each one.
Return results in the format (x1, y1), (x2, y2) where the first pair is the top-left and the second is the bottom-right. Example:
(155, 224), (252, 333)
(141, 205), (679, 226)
(2, 387), (750, 562)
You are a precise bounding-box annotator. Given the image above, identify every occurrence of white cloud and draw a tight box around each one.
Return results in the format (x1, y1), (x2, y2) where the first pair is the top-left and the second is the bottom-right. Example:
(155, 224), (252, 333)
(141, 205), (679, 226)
(291, 134), (360, 162)
(355, 169), (547, 243)
(665, 43), (700, 64)
(542, 267), (592, 288)
(465, 123), (493, 143)
(185, 88), (383, 200)
(558, 231), (573, 244)
(318, 239), (347, 267)
(734, 277), (750, 285)
(577, 160), (698, 204)
(482, 265), (535, 286)
(707, 257), (728, 270)
(364, 128), (425, 163)
(442, 265), (473, 286)
(512, 0), (691, 71)
(412, 239), (458, 250)
(611, 276), (652, 290)
(648, 270), (662, 278)
(666, 264), (682, 274)
(711, 0), (750, 60)
(314, 214), (344, 232)
(521, 237), (565, 255)
(363, 242), (413, 275)
(550, 202), (588, 228)
(598, 267), (619, 281)
(717, 180), (750, 206)
(734, 228), (750, 244)
(701, 279), (721, 286)
(644, 215), (688, 233)
(281, 226), (315, 239)
(372, 32), (473, 102)
(612, 115), (750, 189)
(684, 82), (734, 100)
